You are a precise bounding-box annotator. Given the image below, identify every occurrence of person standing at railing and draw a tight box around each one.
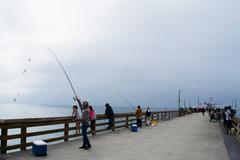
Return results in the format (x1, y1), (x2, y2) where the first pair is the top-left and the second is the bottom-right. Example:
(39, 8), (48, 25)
(136, 105), (143, 127)
(72, 105), (81, 135)
(79, 100), (91, 150)
(225, 106), (233, 135)
(145, 107), (152, 126)
(105, 103), (115, 130)
(89, 105), (96, 135)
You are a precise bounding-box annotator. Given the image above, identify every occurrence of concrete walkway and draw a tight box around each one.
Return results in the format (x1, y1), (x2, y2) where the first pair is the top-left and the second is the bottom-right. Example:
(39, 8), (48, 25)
(1, 114), (230, 160)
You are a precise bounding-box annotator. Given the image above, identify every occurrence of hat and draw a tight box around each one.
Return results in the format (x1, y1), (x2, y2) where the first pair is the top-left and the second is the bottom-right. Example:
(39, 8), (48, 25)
(82, 101), (89, 110)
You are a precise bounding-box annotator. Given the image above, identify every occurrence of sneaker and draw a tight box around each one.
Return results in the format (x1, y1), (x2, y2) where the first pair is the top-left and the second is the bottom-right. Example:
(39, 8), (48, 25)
(79, 146), (86, 149)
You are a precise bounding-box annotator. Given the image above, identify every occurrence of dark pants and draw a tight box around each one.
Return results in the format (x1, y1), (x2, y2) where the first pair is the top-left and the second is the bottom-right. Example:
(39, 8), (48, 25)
(108, 117), (114, 130)
(137, 118), (142, 127)
(90, 120), (96, 135)
(82, 124), (91, 148)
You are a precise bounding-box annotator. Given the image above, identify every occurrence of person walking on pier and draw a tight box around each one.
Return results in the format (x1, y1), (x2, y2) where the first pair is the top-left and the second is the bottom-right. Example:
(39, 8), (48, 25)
(72, 105), (81, 135)
(136, 105), (143, 127)
(79, 101), (91, 150)
(201, 107), (205, 116)
(89, 105), (96, 135)
(105, 103), (115, 130)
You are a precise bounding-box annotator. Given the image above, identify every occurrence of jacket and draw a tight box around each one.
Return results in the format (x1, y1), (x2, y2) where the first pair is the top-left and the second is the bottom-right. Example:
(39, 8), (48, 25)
(136, 108), (142, 118)
(82, 109), (90, 125)
(105, 106), (114, 118)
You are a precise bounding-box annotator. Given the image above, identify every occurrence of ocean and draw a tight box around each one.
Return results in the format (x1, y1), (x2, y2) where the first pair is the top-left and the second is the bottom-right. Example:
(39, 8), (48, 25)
(236, 109), (240, 117)
(0, 104), (175, 119)
(0, 104), (238, 119)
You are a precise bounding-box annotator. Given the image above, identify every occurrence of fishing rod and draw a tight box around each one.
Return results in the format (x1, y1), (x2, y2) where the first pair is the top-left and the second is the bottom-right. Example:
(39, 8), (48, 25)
(117, 93), (135, 112)
(116, 93), (138, 128)
(47, 47), (82, 109)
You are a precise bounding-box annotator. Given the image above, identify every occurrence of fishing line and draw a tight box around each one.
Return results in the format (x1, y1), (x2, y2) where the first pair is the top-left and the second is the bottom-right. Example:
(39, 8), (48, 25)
(116, 92), (136, 127)
(46, 46), (82, 108)
(116, 93), (135, 112)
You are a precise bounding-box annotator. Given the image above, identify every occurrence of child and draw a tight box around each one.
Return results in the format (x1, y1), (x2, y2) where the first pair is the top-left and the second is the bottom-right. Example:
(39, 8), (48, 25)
(72, 105), (81, 135)
(89, 106), (96, 135)
(145, 107), (152, 126)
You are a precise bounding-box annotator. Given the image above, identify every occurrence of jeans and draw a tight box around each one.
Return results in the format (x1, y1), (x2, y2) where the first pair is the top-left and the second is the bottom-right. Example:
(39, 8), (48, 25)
(108, 117), (114, 130)
(82, 124), (91, 148)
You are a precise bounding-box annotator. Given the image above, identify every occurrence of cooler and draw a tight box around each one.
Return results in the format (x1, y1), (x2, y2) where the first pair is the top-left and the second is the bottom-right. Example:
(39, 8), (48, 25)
(131, 124), (138, 132)
(32, 140), (47, 156)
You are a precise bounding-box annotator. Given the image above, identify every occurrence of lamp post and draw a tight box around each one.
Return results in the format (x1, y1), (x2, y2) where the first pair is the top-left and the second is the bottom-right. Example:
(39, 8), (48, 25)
(178, 90), (181, 110)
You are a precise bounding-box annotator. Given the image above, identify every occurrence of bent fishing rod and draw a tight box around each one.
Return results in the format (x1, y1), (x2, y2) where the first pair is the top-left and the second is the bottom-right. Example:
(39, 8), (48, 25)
(47, 47), (83, 110)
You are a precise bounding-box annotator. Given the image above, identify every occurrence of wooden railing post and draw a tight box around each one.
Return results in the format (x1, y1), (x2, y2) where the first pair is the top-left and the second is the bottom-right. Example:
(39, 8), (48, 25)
(1, 128), (8, 154)
(112, 118), (115, 131)
(125, 116), (129, 128)
(20, 127), (27, 151)
(64, 122), (69, 142)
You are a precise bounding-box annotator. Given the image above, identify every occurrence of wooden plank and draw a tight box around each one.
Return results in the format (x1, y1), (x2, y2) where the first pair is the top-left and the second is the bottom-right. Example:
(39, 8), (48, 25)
(114, 125), (126, 129)
(26, 128), (65, 137)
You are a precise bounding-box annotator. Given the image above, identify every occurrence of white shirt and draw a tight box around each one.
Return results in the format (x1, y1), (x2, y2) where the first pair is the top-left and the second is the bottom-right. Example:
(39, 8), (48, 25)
(225, 109), (232, 121)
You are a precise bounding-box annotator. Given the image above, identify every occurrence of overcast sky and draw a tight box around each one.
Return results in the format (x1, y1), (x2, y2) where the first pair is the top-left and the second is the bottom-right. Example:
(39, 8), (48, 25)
(0, 0), (240, 108)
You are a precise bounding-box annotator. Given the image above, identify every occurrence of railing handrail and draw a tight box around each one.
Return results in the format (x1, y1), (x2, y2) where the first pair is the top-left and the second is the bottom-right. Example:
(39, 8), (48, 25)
(0, 110), (180, 154)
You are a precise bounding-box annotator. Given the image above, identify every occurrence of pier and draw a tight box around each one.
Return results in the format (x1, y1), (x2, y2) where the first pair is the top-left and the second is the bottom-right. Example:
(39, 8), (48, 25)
(0, 111), (240, 160)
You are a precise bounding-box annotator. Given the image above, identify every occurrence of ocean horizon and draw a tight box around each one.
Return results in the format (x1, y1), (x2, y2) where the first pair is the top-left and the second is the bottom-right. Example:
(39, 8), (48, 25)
(0, 104), (239, 119)
(0, 104), (178, 119)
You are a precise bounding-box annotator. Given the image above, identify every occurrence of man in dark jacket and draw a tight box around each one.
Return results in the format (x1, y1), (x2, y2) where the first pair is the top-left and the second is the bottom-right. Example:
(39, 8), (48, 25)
(105, 103), (115, 130)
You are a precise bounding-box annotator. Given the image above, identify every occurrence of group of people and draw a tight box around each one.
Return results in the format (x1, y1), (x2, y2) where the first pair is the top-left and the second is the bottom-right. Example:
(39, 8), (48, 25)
(72, 99), (94, 150)
(206, 106), (235, 135)
(135, 106), (152, 127)
(72, 98), (116, 150)
(72, 97), (153, 150)
(208, 108), (222, 122)
(223, 106), (234, 135)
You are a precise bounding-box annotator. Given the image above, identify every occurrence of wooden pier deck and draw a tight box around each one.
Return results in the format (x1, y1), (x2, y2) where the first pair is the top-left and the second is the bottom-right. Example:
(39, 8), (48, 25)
(1, 113), (231, 160)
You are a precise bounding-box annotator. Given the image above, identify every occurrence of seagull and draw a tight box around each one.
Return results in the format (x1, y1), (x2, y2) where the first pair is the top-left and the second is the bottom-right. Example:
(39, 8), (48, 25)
(23, 69), (27, 74)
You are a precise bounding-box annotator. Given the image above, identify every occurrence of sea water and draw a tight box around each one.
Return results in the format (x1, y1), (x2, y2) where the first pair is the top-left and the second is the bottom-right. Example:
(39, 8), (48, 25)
(0, 104), (173, 119)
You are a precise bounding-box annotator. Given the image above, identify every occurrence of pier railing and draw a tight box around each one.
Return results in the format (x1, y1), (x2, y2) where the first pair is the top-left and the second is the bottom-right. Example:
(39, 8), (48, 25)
(233, 116), (240, 142)
(0, 110), (179, 154)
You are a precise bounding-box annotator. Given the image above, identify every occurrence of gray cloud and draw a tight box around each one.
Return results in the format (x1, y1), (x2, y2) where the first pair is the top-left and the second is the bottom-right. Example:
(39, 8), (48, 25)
(1, 0), (240, 107)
